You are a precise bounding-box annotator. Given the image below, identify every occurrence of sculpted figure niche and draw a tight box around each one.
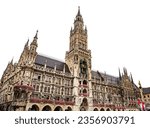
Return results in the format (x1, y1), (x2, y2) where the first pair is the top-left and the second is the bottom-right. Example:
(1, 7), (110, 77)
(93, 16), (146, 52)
(80, 59), (87, 78)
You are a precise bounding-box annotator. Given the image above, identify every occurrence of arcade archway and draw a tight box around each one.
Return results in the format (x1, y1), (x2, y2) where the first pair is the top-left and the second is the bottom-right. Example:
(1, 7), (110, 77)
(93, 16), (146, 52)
(42, 105), (52, 111)
(54, 106), (63, 111)
(65, 107), (72, 111)
(80, 98), (88, 111)
(30, 104), (39, 111)
(93, 108), (98, 111)
(100, 108), (105, 111)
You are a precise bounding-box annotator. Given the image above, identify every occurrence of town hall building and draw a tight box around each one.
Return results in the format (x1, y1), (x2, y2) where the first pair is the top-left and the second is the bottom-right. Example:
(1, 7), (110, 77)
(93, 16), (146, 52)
(0, 7), (141, 111)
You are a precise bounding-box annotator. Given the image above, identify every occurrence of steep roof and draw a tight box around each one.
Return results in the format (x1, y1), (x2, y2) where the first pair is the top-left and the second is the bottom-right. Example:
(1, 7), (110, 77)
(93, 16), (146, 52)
(143, 87), (150, 94)
(35, 54), (70, 73)
(91, 70), (119, 85)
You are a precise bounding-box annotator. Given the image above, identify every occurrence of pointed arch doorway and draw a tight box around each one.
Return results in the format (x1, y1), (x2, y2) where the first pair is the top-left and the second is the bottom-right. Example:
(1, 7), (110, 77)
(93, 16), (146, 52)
(80, 98), (88, 111)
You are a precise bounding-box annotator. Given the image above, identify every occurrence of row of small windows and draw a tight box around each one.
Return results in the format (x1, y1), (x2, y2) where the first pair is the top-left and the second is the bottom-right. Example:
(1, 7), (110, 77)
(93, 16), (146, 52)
(33, 73), (72, 86)
(144, 94), (150, 98)
(79, 80), (87, 85)
(33, 85), (73, 96)
(92, 85), (119, 94)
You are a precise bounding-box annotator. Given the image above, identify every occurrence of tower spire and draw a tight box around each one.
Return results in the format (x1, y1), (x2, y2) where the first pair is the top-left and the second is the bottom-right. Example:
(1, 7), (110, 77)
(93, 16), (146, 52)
(130, 73), (134, 83)
(34, 30), (38, 39)
(10, 57), (14, 64)
(118, 68), (122, 80)
(139, 80), (142, 89)
(24, 38), (29, 48)
(77, 6), (80, 16)
(31, 30), (38, 47)
(74, 6), (83, 25)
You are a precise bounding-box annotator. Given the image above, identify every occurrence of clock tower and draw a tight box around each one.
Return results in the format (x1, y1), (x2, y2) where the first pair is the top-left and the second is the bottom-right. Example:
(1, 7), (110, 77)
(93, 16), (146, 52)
(65, 7), (93, 111)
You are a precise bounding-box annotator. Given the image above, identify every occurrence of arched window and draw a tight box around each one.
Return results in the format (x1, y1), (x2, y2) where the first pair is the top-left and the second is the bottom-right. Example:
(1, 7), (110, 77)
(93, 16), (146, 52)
(83, 80), (87, 85)
(44, 87), (47, 92)
(83, 89), (87, 94)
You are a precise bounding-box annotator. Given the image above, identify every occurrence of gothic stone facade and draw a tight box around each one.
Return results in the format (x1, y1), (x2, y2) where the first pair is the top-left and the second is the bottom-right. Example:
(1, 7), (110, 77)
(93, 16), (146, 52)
(0, 8), (140, 111)
(141, 87), (150, 110)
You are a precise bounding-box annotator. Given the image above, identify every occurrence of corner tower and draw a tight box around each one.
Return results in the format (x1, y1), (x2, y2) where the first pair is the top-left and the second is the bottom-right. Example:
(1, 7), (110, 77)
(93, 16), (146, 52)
(65, 7), (92, 111)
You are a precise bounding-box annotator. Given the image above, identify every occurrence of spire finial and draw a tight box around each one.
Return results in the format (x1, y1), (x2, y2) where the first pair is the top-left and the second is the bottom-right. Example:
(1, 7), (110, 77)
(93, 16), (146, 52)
(130, 72), (134, 83)
(118, 68), (122, 80)
(34, 30), (38, 39)
(11, 57), (14, 64)
(44, 59), (47, 69)
(25, 38), (29, 47)
(85, 25), (87, 33)
(54, 64), (57, 71)
(77, 6), (80, 16)
(31, 30), (38, 46)
(138, 80), (142, 89)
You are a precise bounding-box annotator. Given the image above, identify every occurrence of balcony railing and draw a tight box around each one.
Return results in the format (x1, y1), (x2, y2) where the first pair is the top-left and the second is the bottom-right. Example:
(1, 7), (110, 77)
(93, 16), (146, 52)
(79, 93), (89, 97)
(55, 100), (65, 105)
(30, 98), (42, 103)
(14, 85), (34, 91)
(93, 103), (104, 107)
(65, 101), (75, 105)
(79, 84), (88, 88)
(30, 98), (75, 105)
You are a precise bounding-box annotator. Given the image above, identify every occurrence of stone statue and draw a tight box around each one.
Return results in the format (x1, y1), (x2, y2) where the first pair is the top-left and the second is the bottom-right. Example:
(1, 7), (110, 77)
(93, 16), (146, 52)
(80, 59), (87, 78)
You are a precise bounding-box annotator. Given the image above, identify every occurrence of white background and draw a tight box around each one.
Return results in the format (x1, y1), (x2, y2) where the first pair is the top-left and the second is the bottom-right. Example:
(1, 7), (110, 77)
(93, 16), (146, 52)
(0, 0), (150, 87)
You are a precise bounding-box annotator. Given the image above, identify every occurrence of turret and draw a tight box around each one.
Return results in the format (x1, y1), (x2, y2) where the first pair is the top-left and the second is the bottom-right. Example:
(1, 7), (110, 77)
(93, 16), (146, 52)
(118, 68), (122, 80)
(18, 39), (30, 66)
(28, 30), (38, 65)
(139, 81), (144, 102)
(30, 30), (38, 53)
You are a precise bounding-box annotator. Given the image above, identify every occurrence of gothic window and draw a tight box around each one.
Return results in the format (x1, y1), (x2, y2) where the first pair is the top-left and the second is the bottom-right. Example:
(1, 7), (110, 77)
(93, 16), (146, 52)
(80, 89), (82, 94)
(35, 85), (39, 91)
(48, 87), (50, 93)
(38, 75), (41, 81)
(69, 89), (72, 95)
(83, 80), (87, 85)
(52, 77), (55, 83)
(55, 87), (58, 94)
(51, 86), (54, 94)
(58, 78), (61, 85)
(65, 88), (67, 95)
(79, 81), (81, 85)
(44, 87), (47, 92)
(83, 89), (87, 94)
(48, 76), (51, 83)
(67, 89), (69, 95)
(40, 86), (43, 92)
(33, 85), (36, 89)
(58, 87), (60, 94)
(61, 87), (64, 95)
(65, 79), (70, 86)
(66, 98), (69, 101)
